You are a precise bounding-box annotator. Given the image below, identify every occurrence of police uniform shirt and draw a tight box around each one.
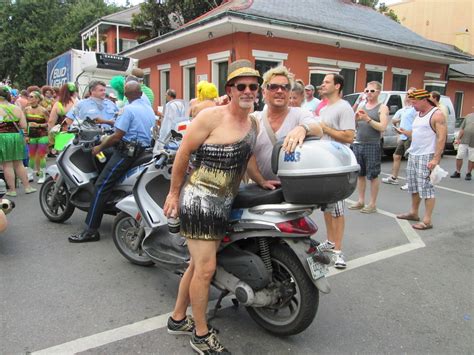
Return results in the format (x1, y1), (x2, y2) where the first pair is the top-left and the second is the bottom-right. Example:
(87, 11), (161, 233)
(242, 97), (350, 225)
(66, 98), (118, 129)
(114, 97), (156, 147)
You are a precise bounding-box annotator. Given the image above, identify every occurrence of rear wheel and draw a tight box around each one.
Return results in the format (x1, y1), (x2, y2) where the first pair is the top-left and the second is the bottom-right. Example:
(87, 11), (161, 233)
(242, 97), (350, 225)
(112, 212), (154, 266)
(39, 177), (75, 223)
(246, 244), (319, 336)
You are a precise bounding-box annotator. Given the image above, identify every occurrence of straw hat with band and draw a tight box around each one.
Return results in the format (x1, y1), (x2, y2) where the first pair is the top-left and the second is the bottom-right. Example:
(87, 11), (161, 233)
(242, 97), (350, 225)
(408, 89), (436, 106)
(226, 59), (262, 86)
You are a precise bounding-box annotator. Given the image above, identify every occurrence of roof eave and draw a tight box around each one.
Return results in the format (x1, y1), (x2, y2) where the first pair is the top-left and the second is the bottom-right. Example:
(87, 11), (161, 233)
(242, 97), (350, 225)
(122, 11), (472, 64)
(81, 20), (150, 37)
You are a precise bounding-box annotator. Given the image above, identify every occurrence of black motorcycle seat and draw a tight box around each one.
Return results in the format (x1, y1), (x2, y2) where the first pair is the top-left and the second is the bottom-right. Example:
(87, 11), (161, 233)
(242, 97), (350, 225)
(232, 184), (284, 209)
(130, 152), (153, 168)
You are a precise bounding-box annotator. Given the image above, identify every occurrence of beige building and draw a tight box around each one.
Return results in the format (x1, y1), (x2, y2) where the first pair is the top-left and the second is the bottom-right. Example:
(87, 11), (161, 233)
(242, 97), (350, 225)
(389, 0), (473, 54)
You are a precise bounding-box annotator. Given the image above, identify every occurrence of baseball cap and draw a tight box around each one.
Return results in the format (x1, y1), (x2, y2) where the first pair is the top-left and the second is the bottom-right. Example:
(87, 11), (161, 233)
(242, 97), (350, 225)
(305, 84), (315, 91)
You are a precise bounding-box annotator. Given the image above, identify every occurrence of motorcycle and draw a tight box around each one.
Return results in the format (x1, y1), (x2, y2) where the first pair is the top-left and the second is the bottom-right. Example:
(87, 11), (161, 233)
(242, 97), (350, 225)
(39, 118), (153, 223)
(112, 141), (338, 336)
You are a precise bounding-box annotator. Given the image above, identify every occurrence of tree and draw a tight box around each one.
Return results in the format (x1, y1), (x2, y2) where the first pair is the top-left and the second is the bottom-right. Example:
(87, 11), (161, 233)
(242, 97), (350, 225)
(352, 0), (400, 23)
(132, 0), (225, 40)
(0, 0), (120, 88)
(378, 2), (400, 23)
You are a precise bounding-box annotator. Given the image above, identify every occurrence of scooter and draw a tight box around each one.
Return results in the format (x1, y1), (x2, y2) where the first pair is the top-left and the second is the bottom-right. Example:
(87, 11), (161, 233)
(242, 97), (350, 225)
(39, 119), (153, 223)
(112, 144), (335, 336)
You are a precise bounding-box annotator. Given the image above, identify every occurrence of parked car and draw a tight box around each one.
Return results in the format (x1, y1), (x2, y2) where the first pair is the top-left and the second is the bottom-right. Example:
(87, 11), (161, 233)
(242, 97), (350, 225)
(343, 91), (456, 154)
(453, 116), (465, 151)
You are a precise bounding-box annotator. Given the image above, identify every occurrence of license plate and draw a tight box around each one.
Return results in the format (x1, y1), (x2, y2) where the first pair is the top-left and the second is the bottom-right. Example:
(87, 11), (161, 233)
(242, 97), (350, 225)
(307, 256), (329, 280)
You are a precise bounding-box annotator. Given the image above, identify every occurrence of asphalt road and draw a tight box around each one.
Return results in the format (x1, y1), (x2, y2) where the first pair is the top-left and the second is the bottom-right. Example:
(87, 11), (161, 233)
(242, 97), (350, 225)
(1, 153), (473, 354)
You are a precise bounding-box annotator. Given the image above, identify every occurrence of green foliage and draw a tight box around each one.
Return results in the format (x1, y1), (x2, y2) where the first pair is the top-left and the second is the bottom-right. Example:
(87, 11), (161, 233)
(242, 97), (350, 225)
(132, 0), (225, 39)
(0, 0), (120, 88)
(353, 0), (400, 23)
(378, 3), (400, 23)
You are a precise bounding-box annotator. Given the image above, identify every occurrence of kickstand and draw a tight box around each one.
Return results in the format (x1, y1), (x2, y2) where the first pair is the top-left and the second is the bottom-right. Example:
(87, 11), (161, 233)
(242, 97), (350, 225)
(208, 290), (229, 321)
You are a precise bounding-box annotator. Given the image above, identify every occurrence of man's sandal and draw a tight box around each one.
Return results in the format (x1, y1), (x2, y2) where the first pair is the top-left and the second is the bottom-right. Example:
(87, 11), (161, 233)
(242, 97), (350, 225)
(396, 213), (420, 222)
(412, 222), (433, 230)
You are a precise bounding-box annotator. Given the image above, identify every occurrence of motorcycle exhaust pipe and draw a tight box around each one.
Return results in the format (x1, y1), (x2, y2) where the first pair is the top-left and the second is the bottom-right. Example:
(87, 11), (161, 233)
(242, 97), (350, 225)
(214, 267), (275, 307)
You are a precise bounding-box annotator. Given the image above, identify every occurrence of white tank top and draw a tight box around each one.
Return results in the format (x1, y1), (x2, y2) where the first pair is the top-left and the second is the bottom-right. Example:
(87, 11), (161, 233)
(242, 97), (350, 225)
(408, 107), (438, 156)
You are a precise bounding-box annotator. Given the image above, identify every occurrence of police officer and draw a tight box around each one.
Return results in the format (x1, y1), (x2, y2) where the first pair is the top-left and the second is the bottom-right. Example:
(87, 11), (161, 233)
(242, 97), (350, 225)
(69, 81), (156, 243)
(66, 80), (117, 128)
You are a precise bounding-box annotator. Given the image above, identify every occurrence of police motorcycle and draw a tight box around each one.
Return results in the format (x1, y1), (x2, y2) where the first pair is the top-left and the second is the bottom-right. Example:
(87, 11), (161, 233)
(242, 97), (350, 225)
(39, 118), (153, 223)
(112, 136), (360, 335)
(0, 178), (15, 215)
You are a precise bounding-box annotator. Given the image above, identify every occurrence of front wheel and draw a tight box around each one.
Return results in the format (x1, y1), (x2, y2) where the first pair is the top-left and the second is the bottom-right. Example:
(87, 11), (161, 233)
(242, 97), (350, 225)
(39, 177), (75, 223)
(246, 244), (319, 336)
(112, 212), (154, 266)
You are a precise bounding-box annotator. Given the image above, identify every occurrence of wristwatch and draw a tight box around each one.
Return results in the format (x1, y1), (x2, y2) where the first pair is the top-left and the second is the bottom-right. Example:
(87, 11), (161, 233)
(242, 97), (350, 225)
(299, 123), (310, 135)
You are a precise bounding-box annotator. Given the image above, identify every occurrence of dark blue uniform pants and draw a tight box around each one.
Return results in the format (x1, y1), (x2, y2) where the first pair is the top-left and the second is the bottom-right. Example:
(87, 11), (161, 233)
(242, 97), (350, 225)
(85, 149), (134, 231)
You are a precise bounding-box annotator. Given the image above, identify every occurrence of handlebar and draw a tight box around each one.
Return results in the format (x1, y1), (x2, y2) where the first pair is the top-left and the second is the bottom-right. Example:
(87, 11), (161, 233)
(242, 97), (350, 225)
(154, 154), (167, 169)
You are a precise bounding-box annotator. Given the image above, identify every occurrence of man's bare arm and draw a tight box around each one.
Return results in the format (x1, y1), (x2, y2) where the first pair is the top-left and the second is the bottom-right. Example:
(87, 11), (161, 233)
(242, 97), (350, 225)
(321, 124), (354, 144)
(428, 111), (447, 169)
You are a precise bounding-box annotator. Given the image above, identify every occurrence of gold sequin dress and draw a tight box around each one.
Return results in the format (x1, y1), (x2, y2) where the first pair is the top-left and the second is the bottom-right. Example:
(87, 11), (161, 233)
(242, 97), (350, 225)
(179, 120), (257, 240)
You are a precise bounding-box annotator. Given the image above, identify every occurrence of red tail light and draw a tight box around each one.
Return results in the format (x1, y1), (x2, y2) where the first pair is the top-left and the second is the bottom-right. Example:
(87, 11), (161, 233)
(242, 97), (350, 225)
(276, 217), (318, 235)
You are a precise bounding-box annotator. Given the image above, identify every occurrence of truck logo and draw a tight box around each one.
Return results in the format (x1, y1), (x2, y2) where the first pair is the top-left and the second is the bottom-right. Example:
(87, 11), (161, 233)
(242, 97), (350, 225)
(47, 52), (71, 87)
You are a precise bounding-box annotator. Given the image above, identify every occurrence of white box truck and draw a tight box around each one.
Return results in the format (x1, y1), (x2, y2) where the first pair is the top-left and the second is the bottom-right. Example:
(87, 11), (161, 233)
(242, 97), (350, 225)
(47, 49), (138, 98)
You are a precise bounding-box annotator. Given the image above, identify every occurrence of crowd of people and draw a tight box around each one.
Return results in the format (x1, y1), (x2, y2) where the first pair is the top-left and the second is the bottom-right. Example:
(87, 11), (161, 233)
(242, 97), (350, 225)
(1, 58), (472, 354)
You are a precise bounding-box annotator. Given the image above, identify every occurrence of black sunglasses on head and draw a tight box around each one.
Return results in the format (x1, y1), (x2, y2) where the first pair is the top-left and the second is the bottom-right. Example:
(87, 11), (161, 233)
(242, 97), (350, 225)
(229, 83), (259, 92)
(267, 83), (292, 92)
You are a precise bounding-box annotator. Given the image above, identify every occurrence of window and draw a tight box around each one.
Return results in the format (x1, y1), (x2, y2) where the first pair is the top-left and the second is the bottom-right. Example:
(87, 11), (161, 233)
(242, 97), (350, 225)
(119, 39), (138, 52)
(180, 57), (197, 102)
(142, 68), (151, 88)
(386, 95), (403, 114)
(454, 91), (464, 118)
(183, 66), (195, 101)
(391, 68), (411, 91)
(340, 68), (356, 96)
(252, 50), (287, 68)
(366, 70), (383, 85)
(255, 60), (280, 78)
(392, 74), (407, 91)
(158, 64), (170, 106)
(208, 51), (230, 96)
(309, 73), (326, 90)
(217, 61), (228, 96)
(143, 73), (150, 87)
(307, 58), (359, 99)
(424, 85), (446, 95)
(365, 64), (386, 86)
(423, 79), (446, 95)
(255, 60), (280, 109)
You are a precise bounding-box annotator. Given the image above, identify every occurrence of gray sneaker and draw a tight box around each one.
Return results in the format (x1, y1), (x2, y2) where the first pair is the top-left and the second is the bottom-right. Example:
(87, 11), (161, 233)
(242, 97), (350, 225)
(400, 183), (408, 191)
(317, 240), (335, 252)
(334, 252), (347, 269)
(382, 176), (399, 185)
(190, 331), (230, 355)
(167, 315), (195, 335)
(167, 315), (217, 336)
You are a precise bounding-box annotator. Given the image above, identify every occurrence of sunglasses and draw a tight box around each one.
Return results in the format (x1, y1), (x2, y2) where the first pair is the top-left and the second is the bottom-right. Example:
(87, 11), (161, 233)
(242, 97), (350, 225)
(230, 83), (259, 92)
(364, 89), (379, 93)
(267, 83), (292, 92)
(28, 95), (37, 99)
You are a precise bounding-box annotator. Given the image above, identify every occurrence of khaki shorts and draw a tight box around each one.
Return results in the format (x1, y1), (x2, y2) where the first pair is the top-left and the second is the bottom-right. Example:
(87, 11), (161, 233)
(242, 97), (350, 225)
(394, 139), (411, 157)
(456, 144), (474, 161)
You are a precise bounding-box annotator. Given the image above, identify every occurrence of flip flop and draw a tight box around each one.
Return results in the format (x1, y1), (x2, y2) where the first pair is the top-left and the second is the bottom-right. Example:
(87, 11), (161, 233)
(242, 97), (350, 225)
(396, 213), (420, 222)
(348, 202), (365, 210)
(412, 222), (433, 230)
